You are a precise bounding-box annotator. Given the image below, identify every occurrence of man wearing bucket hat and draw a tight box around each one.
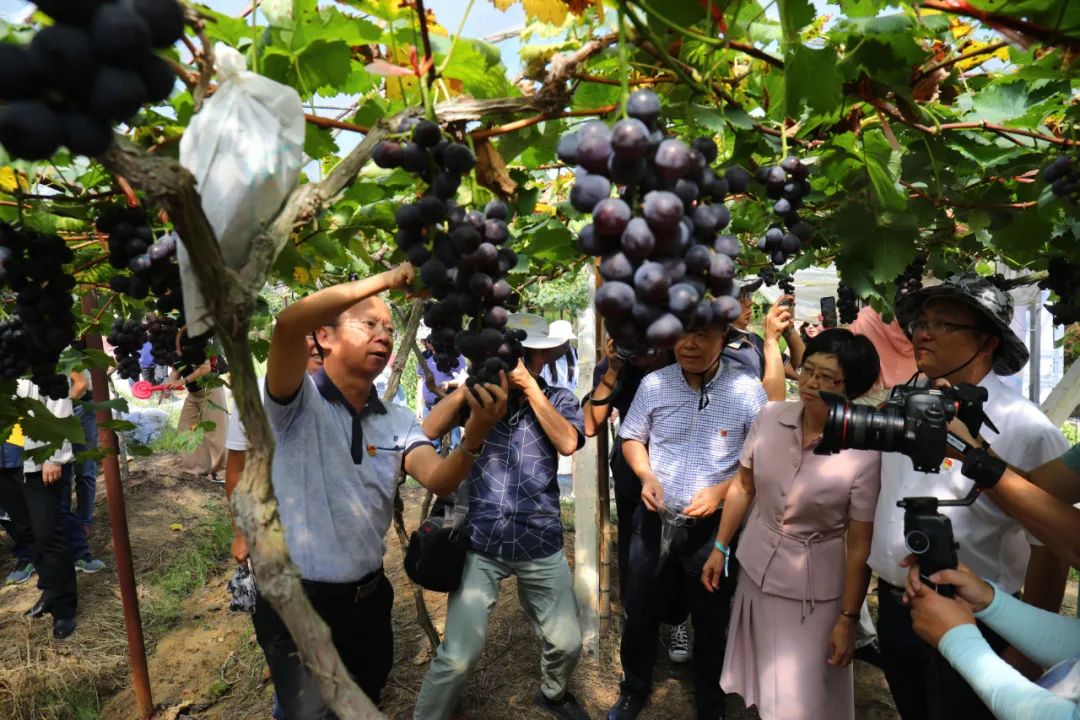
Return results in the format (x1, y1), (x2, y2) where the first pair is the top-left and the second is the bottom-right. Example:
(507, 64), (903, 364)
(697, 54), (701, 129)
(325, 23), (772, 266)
(415, 313), (588, 720)
(539, 319), (579, 392)
(868, 272), (1069, 720)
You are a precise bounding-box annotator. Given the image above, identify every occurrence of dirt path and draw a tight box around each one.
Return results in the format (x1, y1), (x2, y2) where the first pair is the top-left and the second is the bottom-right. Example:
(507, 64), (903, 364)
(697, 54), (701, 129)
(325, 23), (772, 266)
(6, 472), (1075, 720)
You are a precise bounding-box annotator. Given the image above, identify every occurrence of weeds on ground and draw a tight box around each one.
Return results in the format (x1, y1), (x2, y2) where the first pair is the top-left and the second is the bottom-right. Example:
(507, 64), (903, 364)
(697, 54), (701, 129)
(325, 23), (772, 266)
(142, 501), (233, 631)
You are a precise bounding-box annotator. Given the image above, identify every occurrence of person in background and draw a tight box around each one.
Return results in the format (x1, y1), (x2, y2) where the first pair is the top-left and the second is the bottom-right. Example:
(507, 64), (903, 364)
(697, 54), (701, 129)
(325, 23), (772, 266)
(0, 380), (80, 638)
(870, 273), (1070, 720)
(2, 425), (35, 585)
(539, 319), (579, 392)
(583, 336), (675, 653)
(609, 318), (768, 720)
(847, 305), (918, 404)
(68, 366), (98, 540)
(723, 282), (804, 401)
(900, 435), (1080, 720)
(416, 328), (467, 452)
(167, 339), (228, 483)
(415, 314), (588, 720)
(703, 329), (882, 720)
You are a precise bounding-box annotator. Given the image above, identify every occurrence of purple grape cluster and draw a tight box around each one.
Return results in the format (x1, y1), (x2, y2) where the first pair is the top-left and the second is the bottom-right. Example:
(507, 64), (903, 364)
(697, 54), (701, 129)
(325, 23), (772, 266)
(754, 156), (812, 267)
(99, 207), (182, 315)
(561, 89), (746, 351)
(107, 317), (147, 380)
(0, 0), (182, 160)
(895, 255), (926, 298)
(1042, 156), (1079, 201)
(837, 281), (859, 325)
(372, 120), (526, 386)
(0, 222), (77, 397)
(1039, 256), (1080, 325)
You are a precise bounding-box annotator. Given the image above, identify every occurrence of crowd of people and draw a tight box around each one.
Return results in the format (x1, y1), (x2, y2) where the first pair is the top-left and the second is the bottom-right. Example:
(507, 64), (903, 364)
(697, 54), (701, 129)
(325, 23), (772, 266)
(1, 264), (1078, 720)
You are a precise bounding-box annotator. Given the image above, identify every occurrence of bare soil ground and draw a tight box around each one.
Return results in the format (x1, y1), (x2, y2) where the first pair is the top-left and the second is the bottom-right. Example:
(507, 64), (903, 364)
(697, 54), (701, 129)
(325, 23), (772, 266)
(3, 468), (1076, 720)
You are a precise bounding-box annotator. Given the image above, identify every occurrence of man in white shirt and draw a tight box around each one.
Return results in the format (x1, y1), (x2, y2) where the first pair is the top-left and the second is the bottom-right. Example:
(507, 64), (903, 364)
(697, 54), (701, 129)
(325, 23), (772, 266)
(0, 380), (80, 638)
(869, 273), (1069, 720)
(538, 320), (579, 392)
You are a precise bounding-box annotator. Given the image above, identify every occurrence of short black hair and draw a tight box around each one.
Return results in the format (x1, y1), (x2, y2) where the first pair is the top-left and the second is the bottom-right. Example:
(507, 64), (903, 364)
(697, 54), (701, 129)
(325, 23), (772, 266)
(802, 328), (880, 399)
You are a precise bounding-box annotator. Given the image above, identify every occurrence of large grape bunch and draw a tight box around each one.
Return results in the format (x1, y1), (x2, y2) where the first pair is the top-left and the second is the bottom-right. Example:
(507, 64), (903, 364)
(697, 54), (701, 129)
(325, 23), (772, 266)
(372, 120), (527, 386)
(754, 156), (813, 267)
(0, 222), (77, 398)
(561, 89), (747, 351)
(758, 264), (794, 295)
(1040, 256), (1080, 325)
(1041, 155), (1080, 203)
(895, 255), (926, 298)
(0, 0), (183, 160)
(837, 281), (859, 325)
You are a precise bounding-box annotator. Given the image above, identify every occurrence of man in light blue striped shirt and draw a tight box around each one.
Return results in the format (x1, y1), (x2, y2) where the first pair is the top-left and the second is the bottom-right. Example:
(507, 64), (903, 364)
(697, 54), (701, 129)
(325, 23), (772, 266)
(610, 322), (767, 720)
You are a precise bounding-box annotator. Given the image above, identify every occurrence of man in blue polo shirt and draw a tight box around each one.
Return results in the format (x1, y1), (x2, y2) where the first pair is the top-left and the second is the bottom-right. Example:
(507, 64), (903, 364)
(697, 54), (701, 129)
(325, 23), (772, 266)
(414, 314), (588, 720)
(257, 263), (508, 719)
(609, 319), (767, 720)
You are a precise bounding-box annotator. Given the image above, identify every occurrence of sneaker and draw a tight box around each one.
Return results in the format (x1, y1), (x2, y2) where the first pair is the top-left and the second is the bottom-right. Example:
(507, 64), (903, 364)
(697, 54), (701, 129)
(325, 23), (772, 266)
(607, 692), (648, 720)
(534, 690), (589, 720)
(209, 472), (225, 484)
(75, 558), (105, 573)
(5, 562), (34, 585)
(668, 621), (692, 663)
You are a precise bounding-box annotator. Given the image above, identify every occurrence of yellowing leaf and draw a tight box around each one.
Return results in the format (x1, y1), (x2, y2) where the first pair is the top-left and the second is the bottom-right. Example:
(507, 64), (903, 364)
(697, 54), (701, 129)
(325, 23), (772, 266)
(950, 19), (973, 39)
(293, 266), (311, 284)
(954, 40), (1010, 71)
(489, 0), (517, 10)
(170, 523), (184, 532)
(522, 0), (568, 24)
(0, 167), (29, 194)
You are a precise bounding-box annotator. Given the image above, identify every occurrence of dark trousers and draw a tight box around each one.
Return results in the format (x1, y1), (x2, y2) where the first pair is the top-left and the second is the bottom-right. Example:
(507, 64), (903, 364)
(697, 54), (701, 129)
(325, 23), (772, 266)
(877, 581), (1009, 720)
(54, 468), (91, 562)
(611, 440), (639, 602)
(620, 506), (738, 720)
(252, 571), (394, 720)
(0, 466), (77, 619)
(71, 404), (98, 527)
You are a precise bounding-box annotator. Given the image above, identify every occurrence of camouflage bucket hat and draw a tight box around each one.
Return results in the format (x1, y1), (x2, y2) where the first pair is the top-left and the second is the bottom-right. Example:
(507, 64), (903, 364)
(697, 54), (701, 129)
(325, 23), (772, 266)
(894, 272), (1029, 376)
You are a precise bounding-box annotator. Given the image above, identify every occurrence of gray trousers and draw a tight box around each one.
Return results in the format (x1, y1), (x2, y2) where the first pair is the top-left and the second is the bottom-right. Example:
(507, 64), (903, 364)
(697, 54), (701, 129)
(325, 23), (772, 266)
(414, 550), (582, 720)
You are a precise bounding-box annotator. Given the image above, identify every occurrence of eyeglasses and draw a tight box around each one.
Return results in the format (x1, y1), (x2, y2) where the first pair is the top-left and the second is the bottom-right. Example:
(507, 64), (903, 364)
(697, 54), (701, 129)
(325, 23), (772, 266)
(331, 320), (395, 339)
(905, 320), (985, 337)
(799, 365), (844, 388)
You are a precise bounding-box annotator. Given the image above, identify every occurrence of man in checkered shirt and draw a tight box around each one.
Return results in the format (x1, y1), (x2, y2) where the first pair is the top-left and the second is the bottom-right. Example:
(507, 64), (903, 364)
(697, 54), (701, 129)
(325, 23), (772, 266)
(608, 321), (767, 720)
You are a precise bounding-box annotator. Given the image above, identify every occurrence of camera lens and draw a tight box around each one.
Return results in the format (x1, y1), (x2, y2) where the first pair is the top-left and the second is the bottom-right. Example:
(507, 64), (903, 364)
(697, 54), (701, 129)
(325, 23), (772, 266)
(905, 530), (931, 555)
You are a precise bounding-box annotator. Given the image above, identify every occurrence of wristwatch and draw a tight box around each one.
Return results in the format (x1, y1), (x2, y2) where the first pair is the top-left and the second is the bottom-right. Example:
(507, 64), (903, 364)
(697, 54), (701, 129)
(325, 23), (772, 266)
(961, 445), (1006, 489)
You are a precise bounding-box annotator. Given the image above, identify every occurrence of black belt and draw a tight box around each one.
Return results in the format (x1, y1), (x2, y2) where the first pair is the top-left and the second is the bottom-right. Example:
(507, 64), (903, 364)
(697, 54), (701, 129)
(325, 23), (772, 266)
(301, 567), (384, 603)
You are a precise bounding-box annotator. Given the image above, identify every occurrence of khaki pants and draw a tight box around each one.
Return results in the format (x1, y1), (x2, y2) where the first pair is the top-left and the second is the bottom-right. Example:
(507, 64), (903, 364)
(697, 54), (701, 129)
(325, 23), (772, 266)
(414, 549), (582, 719)
(178, 386), (227, 475)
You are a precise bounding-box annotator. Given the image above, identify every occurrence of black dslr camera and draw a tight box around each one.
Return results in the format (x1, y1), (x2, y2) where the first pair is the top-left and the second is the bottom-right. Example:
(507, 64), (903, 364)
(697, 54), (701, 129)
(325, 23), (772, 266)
(815, 383), (989, 473)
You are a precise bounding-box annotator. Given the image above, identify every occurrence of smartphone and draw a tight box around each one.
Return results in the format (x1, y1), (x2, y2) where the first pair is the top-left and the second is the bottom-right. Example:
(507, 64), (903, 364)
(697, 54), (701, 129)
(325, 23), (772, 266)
(821, 296), (838, 328)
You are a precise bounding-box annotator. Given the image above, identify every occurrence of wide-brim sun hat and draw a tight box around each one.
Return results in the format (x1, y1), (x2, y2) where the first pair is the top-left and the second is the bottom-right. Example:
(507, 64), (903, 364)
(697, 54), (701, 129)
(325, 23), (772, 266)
(894, 272), (1029, 376)
(548, 319), (576, 342)
(737, 276), (765, 298)
(507, 313), (567, 350)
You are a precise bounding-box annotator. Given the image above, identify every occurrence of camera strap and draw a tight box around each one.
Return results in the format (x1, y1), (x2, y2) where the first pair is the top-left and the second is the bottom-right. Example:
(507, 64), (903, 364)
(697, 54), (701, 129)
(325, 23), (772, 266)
(928, 337), (993, 386)
(946, 432), (1007, 489)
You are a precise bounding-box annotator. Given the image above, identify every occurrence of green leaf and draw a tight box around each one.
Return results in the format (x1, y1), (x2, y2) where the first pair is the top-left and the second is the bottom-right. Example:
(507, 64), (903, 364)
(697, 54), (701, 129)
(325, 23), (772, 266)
(960, 80), (1030, 125)
(862, 131), (906, 212)
(437, 37), (514, 100)
(261, 40), (352, 98)
(779, 0), (815, 31)
(838, 0), (885, 17)
(785, 46), (843, 115)
(304, 123), (339, 159)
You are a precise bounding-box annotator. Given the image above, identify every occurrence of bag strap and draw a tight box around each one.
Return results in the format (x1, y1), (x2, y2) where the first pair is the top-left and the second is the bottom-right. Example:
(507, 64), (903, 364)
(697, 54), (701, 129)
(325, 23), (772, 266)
(451, 478), (469, 530)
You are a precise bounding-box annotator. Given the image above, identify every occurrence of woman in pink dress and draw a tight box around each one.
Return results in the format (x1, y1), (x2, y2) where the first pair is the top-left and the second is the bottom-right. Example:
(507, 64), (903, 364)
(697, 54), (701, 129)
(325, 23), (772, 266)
(702, 328), (882, 720)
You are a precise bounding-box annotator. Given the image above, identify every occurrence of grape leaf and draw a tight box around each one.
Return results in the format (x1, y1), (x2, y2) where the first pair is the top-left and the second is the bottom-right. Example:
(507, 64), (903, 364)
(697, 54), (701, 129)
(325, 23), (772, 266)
(785, 45), (843, 115)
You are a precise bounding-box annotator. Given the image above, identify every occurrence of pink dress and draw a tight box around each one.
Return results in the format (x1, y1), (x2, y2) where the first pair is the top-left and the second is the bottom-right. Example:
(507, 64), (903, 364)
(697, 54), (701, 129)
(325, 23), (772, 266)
(720, 401), (881, 720)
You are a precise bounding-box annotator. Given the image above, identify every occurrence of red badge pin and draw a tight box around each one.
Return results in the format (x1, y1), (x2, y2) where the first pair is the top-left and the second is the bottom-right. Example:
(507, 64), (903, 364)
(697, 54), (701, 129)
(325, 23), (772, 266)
(720, 430), (728, 437)
(367, 445), (377, 456)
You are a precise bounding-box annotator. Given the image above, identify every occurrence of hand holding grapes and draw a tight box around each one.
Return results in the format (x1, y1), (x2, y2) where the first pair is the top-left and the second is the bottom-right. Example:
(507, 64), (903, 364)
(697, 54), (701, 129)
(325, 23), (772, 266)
(382, 262), (415, 292)
(507, 359), (538, 392)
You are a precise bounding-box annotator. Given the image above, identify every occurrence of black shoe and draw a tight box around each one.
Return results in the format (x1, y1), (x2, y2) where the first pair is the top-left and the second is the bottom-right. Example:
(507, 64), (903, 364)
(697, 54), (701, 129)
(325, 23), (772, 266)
(855, 639), (884, 669)
(25, 595), (47, 619)
(52, 616), (76, 639)
(534, 690), (589, 720)
(607, 692), (648, 720)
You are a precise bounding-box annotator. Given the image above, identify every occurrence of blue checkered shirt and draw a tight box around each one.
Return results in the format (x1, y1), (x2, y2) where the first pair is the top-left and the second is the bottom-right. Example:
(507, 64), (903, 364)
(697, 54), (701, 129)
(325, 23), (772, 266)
(619, 362), (767, 509)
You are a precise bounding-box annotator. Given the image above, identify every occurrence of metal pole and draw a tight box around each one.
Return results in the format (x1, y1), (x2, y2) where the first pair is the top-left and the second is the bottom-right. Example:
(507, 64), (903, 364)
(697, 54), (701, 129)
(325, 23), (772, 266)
(81, 293), (154, 719)
(596, 310), (611, 637)
(1029, 298), (1041, 402)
